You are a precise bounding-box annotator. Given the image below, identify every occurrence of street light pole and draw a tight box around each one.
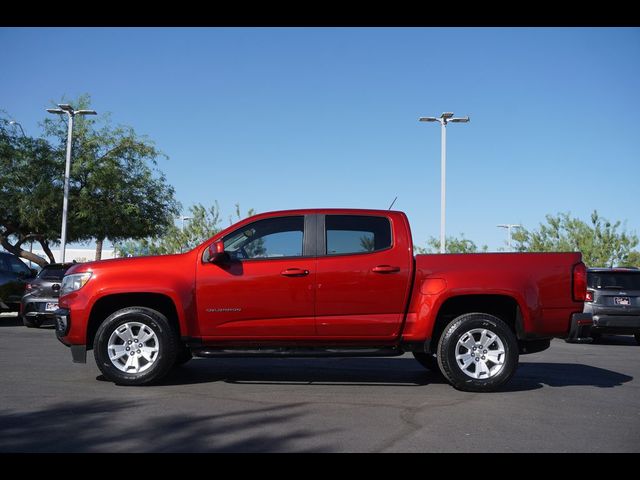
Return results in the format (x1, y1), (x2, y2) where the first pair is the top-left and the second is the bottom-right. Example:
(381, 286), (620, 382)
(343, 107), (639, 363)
(419, 112), (470, 253)
(181, 216), (193, 232)
(497, 224), (522, 252)
(179, 216), (193, 254)
(47, 104), (97, 262)
(440, 119), (447, 254)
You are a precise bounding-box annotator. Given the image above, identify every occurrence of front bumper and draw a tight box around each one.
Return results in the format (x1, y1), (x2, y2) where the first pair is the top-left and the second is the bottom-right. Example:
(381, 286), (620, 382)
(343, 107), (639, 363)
(54, 308), (71, 338)
(54, 308), (87, 363)
(565, 313), (593, 344)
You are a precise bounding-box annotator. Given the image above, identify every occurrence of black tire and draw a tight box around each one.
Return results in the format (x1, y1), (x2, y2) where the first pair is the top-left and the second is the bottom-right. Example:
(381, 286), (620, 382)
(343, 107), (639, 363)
(634, 333), (640, 346)
(174, 345), (193, 367)
(412, 352), (441, 374)
(22, 315), (44, 328)
(93, 307), (178, 386)
(437, 312), (519, 393)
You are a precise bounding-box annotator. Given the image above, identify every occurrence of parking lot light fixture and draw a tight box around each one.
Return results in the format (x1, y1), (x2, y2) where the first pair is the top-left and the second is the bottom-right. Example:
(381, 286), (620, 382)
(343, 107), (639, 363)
(418, 111), (470, 253)
(46, 104), (98, 262)
(9, 120), (26, 137)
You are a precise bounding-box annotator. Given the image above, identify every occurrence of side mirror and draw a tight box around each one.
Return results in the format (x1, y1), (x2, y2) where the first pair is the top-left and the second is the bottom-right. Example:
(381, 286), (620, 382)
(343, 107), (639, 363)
(208, 240), (230, 265)
(30, 268), (38, 277)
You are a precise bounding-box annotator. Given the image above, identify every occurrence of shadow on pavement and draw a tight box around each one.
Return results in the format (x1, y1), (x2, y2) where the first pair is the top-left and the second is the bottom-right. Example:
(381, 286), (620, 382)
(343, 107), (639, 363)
(0, 315), (55, 328)
(501, 362), (633, 392)
(0, 399), (331, 452)
(590, 335), (638, 347)
(158, 357), (445, 387)
(155, 357), (631, 392)
(0, 314), (22, 327)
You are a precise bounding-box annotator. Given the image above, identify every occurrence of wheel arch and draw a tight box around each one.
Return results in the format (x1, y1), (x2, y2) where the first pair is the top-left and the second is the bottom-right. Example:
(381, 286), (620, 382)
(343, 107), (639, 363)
(427, 294), (523, 353)
(86, 292), (181, 350)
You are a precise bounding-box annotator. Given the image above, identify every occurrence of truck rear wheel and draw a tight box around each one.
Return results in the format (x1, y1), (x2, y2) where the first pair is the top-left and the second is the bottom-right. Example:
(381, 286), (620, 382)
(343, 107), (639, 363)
(437, 313), (519, 392)
(93, 307), (178, 386)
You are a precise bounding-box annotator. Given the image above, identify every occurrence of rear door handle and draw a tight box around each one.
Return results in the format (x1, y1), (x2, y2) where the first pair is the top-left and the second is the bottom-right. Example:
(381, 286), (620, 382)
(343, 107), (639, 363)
(281, 268), (310, 277)
(372, 265), (400, 274)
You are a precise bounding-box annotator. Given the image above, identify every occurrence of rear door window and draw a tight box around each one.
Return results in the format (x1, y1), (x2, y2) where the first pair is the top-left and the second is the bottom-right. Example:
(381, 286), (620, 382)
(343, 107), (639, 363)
(325, 215), (392, 255)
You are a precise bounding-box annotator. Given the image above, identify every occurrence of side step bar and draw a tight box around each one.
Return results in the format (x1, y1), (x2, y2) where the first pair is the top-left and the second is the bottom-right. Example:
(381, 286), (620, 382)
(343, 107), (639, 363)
(192, 346), (404, 358)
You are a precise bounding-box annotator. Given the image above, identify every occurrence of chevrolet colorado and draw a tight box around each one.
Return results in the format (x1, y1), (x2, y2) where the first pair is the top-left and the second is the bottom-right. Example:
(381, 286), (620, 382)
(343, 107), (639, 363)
(55, 209), (591, 392)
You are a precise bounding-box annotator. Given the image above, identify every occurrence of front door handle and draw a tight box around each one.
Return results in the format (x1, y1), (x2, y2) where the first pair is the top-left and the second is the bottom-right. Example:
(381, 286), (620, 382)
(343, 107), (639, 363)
(372, 265), (400, 274)
(281, 268), (310, 277)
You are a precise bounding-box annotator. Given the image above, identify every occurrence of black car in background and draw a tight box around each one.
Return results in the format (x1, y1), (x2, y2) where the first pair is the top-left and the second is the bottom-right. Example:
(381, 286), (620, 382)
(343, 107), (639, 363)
(0, 252), (36, 313)
(585, 267), (640, 345)
(21, 263), (75, 328)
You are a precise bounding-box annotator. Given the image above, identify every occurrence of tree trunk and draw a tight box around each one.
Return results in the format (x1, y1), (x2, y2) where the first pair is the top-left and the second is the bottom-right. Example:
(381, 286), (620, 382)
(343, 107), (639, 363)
(0, 235), (49, 267)
(95, 238), (103, 261)
(39, 239), (56, 264)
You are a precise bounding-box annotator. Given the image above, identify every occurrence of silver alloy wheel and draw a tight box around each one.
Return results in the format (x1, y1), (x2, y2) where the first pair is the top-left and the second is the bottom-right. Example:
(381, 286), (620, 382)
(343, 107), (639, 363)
(455, 328), (506, 379)
(107, 322), (159, 373)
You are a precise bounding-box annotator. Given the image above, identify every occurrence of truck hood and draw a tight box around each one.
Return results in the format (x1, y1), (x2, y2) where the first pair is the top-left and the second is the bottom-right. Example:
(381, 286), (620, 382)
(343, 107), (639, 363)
(65, 253), (190, 275)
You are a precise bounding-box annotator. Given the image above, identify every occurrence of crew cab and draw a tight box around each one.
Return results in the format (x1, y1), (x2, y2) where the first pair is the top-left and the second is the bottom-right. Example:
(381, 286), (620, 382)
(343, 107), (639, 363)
(54, 209), (591, 392)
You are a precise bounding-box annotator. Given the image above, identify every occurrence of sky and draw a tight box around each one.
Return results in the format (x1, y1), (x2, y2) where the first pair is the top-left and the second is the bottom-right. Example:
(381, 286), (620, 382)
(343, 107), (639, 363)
(1, 27), (639, 251)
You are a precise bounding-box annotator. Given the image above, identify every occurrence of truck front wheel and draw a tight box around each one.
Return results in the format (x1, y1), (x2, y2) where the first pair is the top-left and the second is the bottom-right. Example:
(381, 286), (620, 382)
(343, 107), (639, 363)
(437, 313), (519, 392)
(93, 307), (178, 386)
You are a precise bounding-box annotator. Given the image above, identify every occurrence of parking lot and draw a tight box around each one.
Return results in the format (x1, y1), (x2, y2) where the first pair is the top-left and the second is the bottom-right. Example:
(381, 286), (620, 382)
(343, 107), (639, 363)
(0, 311), (638, 452)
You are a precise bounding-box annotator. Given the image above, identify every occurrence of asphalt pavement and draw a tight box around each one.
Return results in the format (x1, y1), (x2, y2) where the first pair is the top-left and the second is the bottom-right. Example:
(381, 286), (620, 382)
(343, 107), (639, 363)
(0, 312), (638, 452)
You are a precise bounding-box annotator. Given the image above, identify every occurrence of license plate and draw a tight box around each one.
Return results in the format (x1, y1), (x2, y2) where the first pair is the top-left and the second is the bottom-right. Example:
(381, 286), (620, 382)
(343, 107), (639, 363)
(45, 302), (58, 312)
(614, 297), (630, 306)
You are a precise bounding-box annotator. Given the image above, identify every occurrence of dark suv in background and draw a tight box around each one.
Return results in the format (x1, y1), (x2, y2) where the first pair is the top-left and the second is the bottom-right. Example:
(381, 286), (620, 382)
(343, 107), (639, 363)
(585, 267), (640, 345)
(21, 263), (74, 328)
(0, 251), (36, 313)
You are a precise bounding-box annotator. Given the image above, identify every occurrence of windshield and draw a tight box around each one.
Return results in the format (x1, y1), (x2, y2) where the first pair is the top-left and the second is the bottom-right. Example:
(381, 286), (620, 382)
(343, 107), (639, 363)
(37, 265), (70, 280)
(0, 254), (31, 276)
(587, 272), (640, 290)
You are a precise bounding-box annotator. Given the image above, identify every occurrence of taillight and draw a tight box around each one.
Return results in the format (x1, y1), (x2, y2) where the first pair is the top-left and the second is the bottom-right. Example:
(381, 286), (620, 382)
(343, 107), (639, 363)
(25, 283), (33, 291)
(573, 262), (587, 302)
(585, 290), (594, 302)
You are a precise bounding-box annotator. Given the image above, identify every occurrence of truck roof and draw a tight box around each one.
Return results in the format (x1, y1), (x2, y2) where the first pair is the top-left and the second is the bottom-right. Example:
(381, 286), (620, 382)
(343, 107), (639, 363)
(248, 208), (405, 216)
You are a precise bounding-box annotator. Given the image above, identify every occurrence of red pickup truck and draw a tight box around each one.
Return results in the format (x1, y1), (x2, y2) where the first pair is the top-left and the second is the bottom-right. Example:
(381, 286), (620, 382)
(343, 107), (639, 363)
(55, 209), (592, 392)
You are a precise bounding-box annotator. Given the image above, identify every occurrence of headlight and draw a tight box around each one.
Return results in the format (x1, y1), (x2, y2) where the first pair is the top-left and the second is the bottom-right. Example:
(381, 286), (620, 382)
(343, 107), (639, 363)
(60, 272), (92, 296)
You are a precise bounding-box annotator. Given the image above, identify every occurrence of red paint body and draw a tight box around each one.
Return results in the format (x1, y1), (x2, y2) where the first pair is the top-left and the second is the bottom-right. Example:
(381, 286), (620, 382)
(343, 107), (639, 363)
(58, 209), (585, 351)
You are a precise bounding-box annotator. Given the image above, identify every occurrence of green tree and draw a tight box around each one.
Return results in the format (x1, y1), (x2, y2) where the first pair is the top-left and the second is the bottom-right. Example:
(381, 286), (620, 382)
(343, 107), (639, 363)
(0, 115), (61, 266)
(43, 94), (180, 260)
(622, 251), (640, 267)
(511, 211), (639, 267)
(117, 202), (255, 257)
(1, 96), (180, 266)
(416, 234), (488, 254)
